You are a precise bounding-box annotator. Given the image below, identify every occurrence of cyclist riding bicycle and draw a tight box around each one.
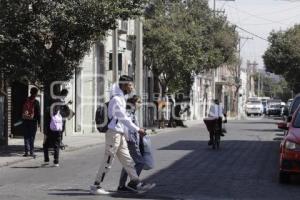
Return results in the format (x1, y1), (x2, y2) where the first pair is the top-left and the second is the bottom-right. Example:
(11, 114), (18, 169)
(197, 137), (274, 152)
(207, 99), (227, 146)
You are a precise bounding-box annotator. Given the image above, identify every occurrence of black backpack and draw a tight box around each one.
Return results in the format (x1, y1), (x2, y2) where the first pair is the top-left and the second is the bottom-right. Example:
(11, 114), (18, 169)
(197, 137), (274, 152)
(95, 102), (111, 133)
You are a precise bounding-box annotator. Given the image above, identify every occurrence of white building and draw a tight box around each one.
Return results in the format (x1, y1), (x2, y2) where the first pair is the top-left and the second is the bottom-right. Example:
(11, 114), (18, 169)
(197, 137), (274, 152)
(64, 20), (138, 135)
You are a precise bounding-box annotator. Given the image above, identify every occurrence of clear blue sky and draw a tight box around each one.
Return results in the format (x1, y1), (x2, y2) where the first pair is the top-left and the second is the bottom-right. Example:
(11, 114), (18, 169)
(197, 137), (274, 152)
(209, 0), (300, 69)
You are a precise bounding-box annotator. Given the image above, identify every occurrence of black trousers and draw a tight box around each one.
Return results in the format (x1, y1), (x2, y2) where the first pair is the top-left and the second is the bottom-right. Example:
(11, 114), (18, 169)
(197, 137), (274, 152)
(209, 117), (222, 141)
(23, 120), (38, 155)
(43, 131), (61, 164)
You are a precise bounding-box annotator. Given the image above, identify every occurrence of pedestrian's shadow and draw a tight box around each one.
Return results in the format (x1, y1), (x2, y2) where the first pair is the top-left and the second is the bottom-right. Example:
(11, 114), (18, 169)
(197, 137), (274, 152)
(48, 188), (177, 199)
(11, 166), (42, 169)
(11, 163), (60, 169)
(48, 189), (92, 196)
(0, 145), (43, 157)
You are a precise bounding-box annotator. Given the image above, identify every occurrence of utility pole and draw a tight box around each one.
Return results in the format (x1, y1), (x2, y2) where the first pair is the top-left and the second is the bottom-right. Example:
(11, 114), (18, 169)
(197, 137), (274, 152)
(236, 36), (252, 118)
(212, 0), (235, 100)
(135, 18), (144, 125)
(112, 28), (118, 82)
(258, 72), (261, 97)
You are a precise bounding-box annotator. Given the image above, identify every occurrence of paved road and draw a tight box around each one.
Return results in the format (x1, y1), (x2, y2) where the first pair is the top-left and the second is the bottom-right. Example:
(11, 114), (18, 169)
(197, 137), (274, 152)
(1, 118), (300, 200)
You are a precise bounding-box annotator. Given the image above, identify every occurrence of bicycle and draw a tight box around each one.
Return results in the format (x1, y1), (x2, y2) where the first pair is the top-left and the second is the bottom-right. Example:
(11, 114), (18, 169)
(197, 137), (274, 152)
(204, 117), (226, 150)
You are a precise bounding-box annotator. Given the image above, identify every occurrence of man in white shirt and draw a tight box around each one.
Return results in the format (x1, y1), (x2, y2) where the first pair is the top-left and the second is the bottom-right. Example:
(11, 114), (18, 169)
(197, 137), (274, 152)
(208, 99), (227, 145)
(90, 75), (154, 195)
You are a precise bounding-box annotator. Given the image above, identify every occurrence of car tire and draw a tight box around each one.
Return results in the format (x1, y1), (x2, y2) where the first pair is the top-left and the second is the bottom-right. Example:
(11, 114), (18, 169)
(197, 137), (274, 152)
(279, 171), (290, 184)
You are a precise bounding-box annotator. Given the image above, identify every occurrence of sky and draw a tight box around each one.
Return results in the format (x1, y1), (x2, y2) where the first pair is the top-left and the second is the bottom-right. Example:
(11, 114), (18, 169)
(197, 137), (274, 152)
(208, 0), (300, 70)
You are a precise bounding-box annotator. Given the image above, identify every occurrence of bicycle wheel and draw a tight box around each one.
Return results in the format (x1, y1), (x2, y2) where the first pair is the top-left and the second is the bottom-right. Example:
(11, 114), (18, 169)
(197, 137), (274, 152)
(216, 134), (220, 149)
(212, 132), (216, 149)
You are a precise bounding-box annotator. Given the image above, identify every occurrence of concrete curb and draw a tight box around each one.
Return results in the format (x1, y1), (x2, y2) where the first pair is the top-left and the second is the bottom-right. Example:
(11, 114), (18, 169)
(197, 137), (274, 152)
(0, 142), (105, 168)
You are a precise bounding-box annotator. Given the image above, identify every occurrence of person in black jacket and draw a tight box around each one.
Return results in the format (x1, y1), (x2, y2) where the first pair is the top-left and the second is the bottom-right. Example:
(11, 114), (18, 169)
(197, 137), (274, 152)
(54, 89), (73, 149)
(22, 87), (40, 158)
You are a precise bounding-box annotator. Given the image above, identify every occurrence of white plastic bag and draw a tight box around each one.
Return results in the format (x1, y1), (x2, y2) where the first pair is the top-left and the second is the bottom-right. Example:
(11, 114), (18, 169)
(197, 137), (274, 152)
(142, 135), (155, 170)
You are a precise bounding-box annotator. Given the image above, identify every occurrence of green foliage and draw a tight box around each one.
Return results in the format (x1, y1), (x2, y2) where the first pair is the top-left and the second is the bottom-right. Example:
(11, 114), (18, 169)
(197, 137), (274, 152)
(144, 0), (238, 95)
(0, 0), (144, 84)
(253, 72), (291, 101)
(263, 24), (300, 93)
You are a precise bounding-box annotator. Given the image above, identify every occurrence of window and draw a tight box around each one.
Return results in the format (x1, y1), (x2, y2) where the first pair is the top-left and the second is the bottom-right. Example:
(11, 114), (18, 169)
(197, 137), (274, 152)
(108, 53), (122, 71)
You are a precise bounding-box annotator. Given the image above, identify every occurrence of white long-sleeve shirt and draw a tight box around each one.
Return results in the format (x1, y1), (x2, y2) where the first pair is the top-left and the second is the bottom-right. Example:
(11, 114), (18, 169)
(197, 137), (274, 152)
(107, 84), (140, 134)
(208, 104), (224, 118)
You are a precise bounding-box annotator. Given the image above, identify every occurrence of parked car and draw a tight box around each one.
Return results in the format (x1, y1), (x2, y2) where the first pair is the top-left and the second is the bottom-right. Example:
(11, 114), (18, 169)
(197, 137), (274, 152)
(288, 94), (300, 122)
(278, 105), (300, 183)
(245, 100), (263, 116)
(282, 99), (293, 119)
(266, 100), (282, 116)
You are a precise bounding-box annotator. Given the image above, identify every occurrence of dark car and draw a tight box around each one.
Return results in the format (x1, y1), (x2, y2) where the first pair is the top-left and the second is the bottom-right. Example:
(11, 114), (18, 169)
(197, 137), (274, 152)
(266, 100), (282, 116)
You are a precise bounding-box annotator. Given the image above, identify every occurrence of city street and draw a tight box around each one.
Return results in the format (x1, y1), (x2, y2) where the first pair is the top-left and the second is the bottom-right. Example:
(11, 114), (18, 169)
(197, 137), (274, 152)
(1, 118), (300, 200)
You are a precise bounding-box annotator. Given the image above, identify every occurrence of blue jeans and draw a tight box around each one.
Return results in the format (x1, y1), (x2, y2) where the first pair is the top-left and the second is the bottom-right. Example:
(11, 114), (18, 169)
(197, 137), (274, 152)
(118, 141), (145, 187)
(23, 120), (37, 155)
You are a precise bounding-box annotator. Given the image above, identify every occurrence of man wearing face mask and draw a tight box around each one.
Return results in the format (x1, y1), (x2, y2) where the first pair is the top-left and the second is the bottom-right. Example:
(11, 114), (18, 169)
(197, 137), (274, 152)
(90, 75), (155, 195)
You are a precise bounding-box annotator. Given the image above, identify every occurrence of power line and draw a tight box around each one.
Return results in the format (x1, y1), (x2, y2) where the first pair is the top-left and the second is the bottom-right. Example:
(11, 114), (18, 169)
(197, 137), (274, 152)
(225, 4), (289, 26)
(232, 24), (270, 42)
(258, 3), (300, 16)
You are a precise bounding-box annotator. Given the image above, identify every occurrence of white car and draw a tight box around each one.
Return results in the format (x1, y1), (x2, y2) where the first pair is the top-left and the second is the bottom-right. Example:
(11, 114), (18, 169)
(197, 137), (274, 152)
(245, 101), (264, 116)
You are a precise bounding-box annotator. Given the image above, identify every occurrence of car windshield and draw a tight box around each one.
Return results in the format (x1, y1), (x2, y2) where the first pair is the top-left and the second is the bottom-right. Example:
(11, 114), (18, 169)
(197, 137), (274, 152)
(247, 101), (261, 105)
(293, 110), (300, 128)
(270, 104), (281, 108)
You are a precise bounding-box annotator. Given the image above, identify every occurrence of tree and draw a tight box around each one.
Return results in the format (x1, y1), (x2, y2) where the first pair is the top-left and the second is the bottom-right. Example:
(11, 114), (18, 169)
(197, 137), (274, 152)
(0, 0), (145, 136)
(143, 0), (238, 96)
(263, 24), (300, 93)
(0, 0), (145, 84)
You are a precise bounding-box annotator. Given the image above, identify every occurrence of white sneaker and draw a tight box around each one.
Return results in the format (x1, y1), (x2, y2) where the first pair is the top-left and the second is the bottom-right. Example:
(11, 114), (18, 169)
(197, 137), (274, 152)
(90, 185), (110, 195)
(53, 164), (59, 167)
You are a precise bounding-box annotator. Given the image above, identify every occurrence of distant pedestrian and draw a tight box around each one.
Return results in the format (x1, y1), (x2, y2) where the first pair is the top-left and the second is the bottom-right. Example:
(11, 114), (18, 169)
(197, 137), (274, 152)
(54, 89), (74, 150)
(90, 75), (155, 195)
(117, 95), (146, 192)
(157, 99), (166, 129)
(22, 87), (40, 158)
(43, 104), (63, 167)
(174, 95), (188, 128)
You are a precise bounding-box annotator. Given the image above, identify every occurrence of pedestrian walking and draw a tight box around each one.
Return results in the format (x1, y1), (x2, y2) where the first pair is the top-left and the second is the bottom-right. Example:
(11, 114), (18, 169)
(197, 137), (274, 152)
(54, 89), (74, 150)
(90, 75), (154, 195)
(22, 87), (40, 158)
(117, 95), (146, 192)
(43, 104), (63, 167)
(157, 99), (166, 129)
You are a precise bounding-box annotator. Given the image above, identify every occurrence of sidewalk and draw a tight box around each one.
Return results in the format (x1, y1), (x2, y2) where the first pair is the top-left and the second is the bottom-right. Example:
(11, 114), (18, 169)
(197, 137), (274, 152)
(0, 133), (106, 168)
(0, 119), (204, 168)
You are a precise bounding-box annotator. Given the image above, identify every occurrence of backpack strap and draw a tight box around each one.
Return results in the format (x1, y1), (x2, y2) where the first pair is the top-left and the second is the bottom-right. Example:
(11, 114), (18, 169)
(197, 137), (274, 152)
(108, 95), (118, 125)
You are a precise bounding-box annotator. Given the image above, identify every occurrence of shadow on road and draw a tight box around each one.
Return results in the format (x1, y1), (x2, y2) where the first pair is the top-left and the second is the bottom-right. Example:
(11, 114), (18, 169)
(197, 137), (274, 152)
(140, 140), (300, 199)
(48, 188), (179, 199)
(230, 121), (278, 125)
(48, 189), (92, 197)
(242, 129), (283, 132)
(0, 145), (43, 157)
